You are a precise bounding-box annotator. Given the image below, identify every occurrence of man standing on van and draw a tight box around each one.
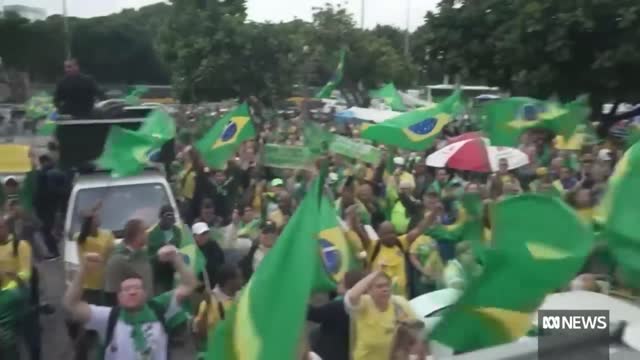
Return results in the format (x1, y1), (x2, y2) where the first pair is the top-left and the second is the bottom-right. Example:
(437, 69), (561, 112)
(54, 59), (99, 118)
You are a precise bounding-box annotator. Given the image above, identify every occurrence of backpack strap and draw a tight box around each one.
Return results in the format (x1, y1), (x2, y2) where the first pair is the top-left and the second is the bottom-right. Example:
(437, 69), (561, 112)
(104, 306), (121, 349)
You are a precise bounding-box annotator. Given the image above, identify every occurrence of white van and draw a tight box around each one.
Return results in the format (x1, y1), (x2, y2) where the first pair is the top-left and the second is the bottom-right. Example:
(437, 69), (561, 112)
(63, 170), (180, 283)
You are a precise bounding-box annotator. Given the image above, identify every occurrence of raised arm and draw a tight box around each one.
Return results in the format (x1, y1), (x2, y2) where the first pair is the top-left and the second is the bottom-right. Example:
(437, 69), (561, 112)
(345, 271), (380, 308)
(64, 253), (102, 323)
(158, 245), (197, 303)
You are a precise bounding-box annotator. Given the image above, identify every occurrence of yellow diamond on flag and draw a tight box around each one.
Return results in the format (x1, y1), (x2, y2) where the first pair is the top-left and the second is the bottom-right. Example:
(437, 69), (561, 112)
(526, 242), (570, 260)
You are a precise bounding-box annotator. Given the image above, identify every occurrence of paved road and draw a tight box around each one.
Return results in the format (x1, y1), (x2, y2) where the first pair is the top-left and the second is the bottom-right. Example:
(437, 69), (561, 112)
(37, 259), (74, 360)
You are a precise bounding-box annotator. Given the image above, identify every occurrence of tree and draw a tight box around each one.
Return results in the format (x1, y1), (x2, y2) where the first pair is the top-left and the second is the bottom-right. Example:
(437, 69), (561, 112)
(414, 0), (640, 132)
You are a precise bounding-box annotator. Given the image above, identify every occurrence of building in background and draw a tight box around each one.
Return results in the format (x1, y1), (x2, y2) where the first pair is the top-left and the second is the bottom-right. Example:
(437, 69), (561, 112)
(1, 4), (47, 21)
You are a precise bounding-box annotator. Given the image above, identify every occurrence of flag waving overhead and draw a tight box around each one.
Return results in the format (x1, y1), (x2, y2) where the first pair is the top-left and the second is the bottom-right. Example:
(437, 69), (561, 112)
(597, 142), (640, 285)
(95, 110), (176, 177)
(361, 90), (462, 151)
(369, 83), (407, 112)
(209, 176), (325, 359)
(481, 97), (588, 147)
(195, 103), (255, 170)
(431, 194), (593, 353)
(315, 49), (346, 99)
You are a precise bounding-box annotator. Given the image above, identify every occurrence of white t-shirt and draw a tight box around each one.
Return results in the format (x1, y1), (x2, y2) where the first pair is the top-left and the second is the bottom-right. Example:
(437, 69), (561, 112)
(86, 294), (181, 360)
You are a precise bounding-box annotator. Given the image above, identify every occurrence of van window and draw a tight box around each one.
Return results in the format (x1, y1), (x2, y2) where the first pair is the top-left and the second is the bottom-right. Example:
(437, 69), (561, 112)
(70, 183), (170, 238)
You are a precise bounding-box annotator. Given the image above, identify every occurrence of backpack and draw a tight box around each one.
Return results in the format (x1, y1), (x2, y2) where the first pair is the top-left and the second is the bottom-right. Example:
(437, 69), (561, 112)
(103, 301), (167, 358)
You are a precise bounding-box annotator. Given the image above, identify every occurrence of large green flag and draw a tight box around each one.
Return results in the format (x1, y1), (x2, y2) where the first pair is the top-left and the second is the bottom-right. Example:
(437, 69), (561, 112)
(95, 110), (175, 177)
(315, 49), (346, 99)
(195, 103), (255, 170)
(361, 90), (462, 151)
(209, 176), (325, 359)
(432, 194), (593, 353)
(369, 83), (407, 112)
(481, 97), (588, 147)
(96, 126), (157, 177)
(597, 142), (640, 285)
(138, 110), (176, 144)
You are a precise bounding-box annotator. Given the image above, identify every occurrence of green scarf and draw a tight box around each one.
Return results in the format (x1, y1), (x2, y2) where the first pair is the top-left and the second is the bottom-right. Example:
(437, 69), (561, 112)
(119, 305), (158, 354)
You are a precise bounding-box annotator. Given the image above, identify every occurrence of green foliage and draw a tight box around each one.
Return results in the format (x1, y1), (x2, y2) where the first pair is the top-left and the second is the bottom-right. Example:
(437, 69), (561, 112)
(413, 0), (640, 105)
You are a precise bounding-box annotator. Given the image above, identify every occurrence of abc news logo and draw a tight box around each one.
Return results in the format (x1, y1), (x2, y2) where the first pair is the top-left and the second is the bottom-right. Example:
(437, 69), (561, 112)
(541, 315), (608, 330)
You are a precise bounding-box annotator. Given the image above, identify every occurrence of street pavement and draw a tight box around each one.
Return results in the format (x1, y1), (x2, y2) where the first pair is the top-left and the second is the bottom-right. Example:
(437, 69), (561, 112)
(37, 259), (74, 360)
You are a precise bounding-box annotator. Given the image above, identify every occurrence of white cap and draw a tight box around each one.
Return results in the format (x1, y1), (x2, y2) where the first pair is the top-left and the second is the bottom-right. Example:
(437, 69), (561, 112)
(328, 172), (339, 184)
(191, 222), (210, 235)
(393, 156), (405, 166)
(598, 148), (612, 161)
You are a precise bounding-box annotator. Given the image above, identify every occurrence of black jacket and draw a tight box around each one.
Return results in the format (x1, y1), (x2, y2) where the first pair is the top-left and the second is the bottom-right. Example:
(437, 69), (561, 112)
(308, 299), (350, 360)
(198, 240), (225, 286)
(54, 73), (99, 118)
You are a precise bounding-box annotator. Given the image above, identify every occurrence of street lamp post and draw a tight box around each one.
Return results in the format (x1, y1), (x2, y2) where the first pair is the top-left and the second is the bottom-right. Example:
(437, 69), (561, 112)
(62, 0), (71, 60)
(404, 0), (411, 58)
(361, 0), (365, 29)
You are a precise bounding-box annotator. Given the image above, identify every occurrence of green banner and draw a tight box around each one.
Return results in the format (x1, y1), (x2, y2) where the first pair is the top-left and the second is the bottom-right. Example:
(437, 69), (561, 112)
(329, 135), (382, 164)
(262, 144), (317, 169)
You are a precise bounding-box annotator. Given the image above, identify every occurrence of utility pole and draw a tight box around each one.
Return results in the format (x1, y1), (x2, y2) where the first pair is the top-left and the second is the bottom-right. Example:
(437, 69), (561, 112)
(62, 0), (71, 60)
(360, 0), (365, 29)
(404, 0), (411, 58)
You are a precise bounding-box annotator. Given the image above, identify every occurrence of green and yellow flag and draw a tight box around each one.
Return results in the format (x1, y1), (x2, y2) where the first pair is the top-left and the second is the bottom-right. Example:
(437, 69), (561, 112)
(482, 96), (589, 147)
(195, 103), (255, 170)
(431, 194), (593, 352)
(209, 176), (325, 359)
(314, 195), (358, 291)
(95, 110), (175, 177)
(369, 83), (407, 112)
(361, 90), (462, 151)
(597, 142), (640, 285)
(315, 49), (346, 99)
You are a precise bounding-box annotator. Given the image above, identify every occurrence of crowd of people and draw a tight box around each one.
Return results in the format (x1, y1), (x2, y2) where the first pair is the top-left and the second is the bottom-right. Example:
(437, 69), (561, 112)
(0, 59), (637, 360)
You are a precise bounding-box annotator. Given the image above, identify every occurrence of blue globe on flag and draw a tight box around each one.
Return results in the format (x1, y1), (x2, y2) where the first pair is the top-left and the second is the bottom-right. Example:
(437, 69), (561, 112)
(319, 238), (342, 276)
(221, 123), (238, 142)
(408, 118), (437, 135)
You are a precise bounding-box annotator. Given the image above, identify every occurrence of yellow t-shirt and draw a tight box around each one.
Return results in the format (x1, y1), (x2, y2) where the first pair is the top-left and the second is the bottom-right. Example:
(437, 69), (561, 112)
(76, 229), (115, 290)
(179, 166), (196, 200)
(0, 238), (32, 288)
(368, 235), (409, 297)
(194, 293), (235, 337)
(409, 235), (443, 279)
(348, 294), (418, 360)
(576, 208), (593, 225)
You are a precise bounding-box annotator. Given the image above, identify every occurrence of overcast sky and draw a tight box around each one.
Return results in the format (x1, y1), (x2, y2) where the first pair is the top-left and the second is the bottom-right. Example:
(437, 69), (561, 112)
(9, 0), (438, 30)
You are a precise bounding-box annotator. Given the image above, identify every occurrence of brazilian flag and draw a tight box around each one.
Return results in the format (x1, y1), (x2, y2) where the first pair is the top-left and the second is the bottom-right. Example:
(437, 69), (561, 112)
(209, 176), (326, 359)
(432, 195), (593, 353)
(361, 90), (462, 151)
(314, 195), (357, 291)
(195, 103), (256, 170)
(315, 49), (346, 99)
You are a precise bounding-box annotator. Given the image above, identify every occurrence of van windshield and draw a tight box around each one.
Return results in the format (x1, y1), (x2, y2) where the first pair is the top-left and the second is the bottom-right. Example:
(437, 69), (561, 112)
(70, 183), (170, 238)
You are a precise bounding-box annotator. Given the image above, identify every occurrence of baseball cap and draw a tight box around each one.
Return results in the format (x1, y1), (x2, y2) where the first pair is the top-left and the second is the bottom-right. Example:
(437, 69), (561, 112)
(393, 156), (405, 166)
(598, 149), (612, 161)
(270, 178), (284, 187)
(191, 222), (210, 235)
